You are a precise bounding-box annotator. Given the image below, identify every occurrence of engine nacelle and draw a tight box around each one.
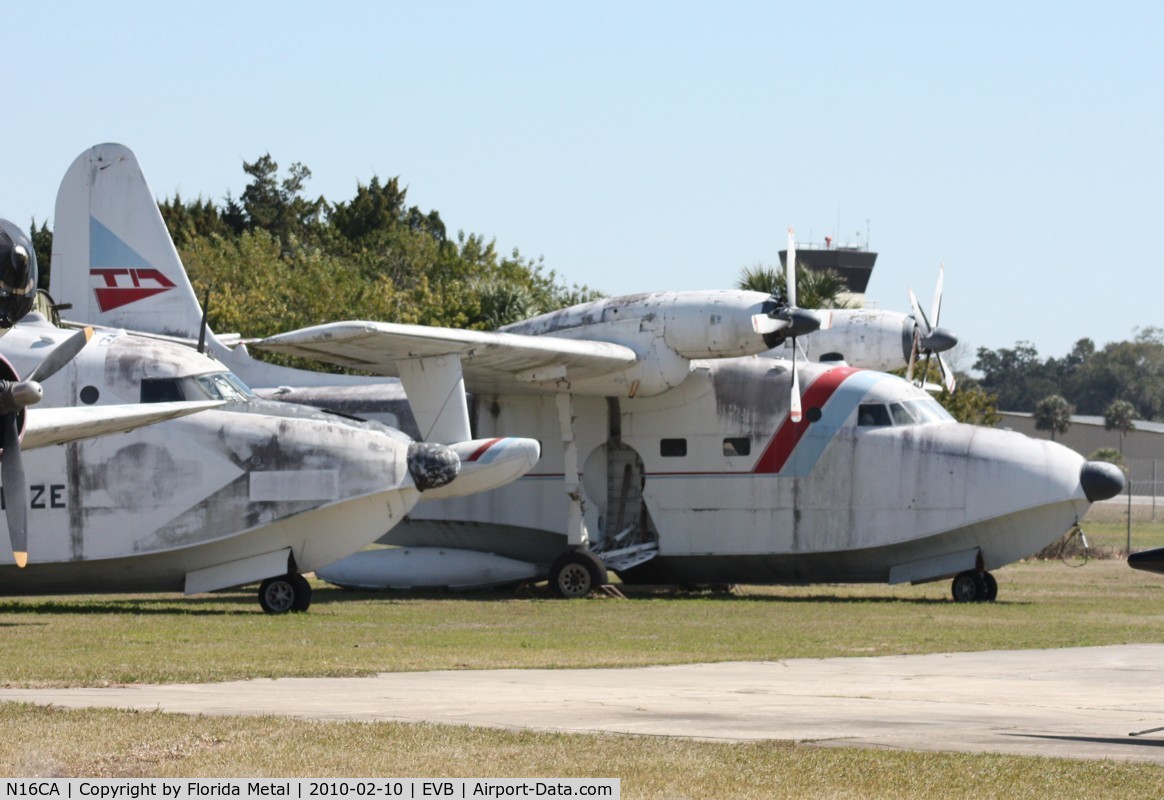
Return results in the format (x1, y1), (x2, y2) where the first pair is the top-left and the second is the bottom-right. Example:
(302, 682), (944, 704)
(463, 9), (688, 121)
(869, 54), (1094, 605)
(503, 291), (776, 397)
(765, 308), (915, 372)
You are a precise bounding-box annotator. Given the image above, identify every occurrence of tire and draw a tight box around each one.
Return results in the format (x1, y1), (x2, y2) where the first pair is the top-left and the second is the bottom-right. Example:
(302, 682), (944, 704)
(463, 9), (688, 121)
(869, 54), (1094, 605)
(290, 574), (313, 611)
(951, 570), (985, 603)
(981, 571), (998, 602)
(259, 574), (310, 614)
(549, 551), (608, 599)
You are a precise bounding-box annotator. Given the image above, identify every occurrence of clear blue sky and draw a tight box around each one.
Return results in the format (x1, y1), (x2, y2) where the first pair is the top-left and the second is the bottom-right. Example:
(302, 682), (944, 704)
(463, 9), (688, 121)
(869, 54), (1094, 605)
(5, 1), (1161, 365)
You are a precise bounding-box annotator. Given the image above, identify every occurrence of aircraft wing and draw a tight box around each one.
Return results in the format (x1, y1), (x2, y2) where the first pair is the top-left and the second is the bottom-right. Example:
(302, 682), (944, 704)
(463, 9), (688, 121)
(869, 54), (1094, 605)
(21, 401), (225, 450)
(257, 322), (638, 394)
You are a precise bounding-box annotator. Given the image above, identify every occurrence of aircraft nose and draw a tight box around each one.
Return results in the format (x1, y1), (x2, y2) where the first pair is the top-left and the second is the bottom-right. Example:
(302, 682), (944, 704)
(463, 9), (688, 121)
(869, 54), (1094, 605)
(407, 442), (461, 491)
(1080, 460), (1125, 503)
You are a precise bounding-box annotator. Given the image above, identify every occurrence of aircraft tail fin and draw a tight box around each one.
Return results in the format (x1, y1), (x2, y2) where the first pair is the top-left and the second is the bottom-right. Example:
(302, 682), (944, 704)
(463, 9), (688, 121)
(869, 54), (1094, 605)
(50, 144), (207, 342)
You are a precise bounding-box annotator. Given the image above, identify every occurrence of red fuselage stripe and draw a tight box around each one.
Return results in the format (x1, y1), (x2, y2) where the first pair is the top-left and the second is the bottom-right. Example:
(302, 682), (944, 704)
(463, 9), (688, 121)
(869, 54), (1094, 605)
(751, 366), (860, 474)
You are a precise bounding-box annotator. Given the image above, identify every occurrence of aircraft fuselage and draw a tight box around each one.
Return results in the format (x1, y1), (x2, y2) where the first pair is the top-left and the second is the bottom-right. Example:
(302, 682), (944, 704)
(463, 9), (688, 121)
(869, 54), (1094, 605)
(392, 358), (1101, 586)
(0, 319), (422, 595)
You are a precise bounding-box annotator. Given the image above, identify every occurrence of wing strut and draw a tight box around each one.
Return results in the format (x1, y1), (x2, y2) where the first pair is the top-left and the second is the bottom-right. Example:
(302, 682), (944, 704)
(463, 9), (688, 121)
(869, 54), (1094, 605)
(397, 355), (472, 444)
(555, 392), (590, 548)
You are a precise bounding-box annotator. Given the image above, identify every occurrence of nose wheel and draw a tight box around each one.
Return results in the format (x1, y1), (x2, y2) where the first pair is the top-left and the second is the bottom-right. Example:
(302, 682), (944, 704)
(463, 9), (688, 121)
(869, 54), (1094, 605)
(258, 573), (313, 613)
(951, 570), (997, 603)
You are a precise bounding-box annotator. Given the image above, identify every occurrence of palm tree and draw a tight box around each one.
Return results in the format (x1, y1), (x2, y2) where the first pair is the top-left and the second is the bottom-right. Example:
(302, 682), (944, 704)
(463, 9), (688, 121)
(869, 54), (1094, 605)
(1034, 394), (1073, 442)
(468, 278), (542, 330)
(1103, 399), (1137, 454)
(736, 263), (856, 310)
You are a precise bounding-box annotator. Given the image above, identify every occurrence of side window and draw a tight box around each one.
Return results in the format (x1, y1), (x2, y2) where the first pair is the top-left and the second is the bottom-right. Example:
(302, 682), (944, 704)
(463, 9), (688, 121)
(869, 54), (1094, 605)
(857, 404), (891, 427)
(723, 437), (751, 456)
(660, 438), (687, 457)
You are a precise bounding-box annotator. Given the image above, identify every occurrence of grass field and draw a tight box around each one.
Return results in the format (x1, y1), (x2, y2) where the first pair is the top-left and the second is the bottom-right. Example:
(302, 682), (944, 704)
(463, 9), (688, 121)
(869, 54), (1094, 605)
(1, 559), (1163, 687)
(3, 517), (1164, 794)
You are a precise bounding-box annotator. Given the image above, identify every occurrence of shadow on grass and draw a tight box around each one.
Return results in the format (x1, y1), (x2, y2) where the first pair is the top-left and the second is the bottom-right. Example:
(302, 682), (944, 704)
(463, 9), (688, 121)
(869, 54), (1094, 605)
(0, 593), (257, 616)
(309, 584), (1002, 607)
(0, 585), (1029, 614)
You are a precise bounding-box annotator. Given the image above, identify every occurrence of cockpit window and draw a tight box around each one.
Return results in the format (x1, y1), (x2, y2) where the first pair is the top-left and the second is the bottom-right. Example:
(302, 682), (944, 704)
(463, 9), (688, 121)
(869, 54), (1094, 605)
(889, 402), (917, 425)
(140, 371), (255, 404)
(857, 404), (892, 427)
(858, 397), (953, 428)
(904, 397), (953, 423)
(195, 372), (254, 401)
(141, 378), (185, 404)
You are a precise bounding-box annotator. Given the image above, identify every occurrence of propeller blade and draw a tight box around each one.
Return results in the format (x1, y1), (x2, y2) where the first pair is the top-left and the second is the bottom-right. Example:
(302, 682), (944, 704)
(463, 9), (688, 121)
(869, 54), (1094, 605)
(789, 344), (802, 424)
(0, 327), (94, 568)
(937, 352), (957, 393)
(907, 288), (931, 338)
(906, 331), (919, 383)
(930, 263), (944, 329)
(785, 227), (797, 310)
(1, 413), (27, 567)
(751, 314), (787, 335)
(27, 327), (93, 383)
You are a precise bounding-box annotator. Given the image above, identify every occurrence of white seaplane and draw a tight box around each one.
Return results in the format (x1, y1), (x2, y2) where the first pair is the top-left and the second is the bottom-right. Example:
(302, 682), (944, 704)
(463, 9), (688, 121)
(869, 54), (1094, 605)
(1, 218), (538, 612)
(49, 143), (1124, 602)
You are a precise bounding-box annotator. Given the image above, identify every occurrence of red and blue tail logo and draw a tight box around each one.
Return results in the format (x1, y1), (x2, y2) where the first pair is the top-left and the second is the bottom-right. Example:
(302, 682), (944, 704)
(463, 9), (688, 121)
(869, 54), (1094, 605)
(88, 217), (175, 311)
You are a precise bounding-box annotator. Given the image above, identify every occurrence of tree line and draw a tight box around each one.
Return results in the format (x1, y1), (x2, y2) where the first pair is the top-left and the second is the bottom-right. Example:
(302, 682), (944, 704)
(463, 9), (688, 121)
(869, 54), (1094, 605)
(971, 329), (1164, 449)
(34, 154), (599, 340)
(30, 153), (1153, 432)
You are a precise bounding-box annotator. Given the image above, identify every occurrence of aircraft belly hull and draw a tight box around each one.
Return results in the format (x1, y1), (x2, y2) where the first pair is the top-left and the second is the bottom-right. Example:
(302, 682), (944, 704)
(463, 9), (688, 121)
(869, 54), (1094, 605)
(639, 423), (1089, 560)
(618, 499), (1087, 586)
(0, 404), (418, 587)
(0, 486), (419, 595)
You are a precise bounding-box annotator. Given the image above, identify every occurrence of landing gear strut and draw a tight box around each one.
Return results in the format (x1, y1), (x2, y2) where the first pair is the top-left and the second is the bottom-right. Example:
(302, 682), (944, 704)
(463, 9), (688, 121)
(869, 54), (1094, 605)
(549, 550), (608, 598)
(258, 573), (313, 613)
(951, 570), (997, 603)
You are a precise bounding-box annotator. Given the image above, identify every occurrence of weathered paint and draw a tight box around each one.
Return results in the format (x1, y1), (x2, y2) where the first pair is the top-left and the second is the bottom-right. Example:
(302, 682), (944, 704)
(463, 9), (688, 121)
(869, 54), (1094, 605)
(47, 142), (1116, 592)
(0, 318), (424, 593)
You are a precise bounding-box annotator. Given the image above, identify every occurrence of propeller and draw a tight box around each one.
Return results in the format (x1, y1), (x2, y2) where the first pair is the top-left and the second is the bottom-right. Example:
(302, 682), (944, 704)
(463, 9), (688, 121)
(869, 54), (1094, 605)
(1, 327), (93, 567)
(905, 264), (957, 393)
(749, 227), (826, 423)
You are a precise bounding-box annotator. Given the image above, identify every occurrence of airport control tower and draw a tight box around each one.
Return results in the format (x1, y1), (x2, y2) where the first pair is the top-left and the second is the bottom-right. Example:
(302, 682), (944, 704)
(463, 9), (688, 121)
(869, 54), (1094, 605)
(779, 236), (878, 305)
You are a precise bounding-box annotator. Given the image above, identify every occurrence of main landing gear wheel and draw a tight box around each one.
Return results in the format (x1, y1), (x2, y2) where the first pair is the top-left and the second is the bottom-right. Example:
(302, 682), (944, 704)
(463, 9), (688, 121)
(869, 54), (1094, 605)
(258, 573), (313, 613)
(951, 570), (997, 603)
(549, 550), (608, 599)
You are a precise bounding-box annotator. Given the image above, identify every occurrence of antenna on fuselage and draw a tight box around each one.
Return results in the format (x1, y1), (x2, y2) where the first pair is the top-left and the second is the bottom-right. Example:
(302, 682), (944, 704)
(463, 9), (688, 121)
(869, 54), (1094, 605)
(197, 285), (211, 355)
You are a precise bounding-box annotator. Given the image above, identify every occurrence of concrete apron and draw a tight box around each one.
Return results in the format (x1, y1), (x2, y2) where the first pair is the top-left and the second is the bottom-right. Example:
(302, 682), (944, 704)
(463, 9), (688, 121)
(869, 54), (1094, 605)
(4, 645), (1164, 763)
